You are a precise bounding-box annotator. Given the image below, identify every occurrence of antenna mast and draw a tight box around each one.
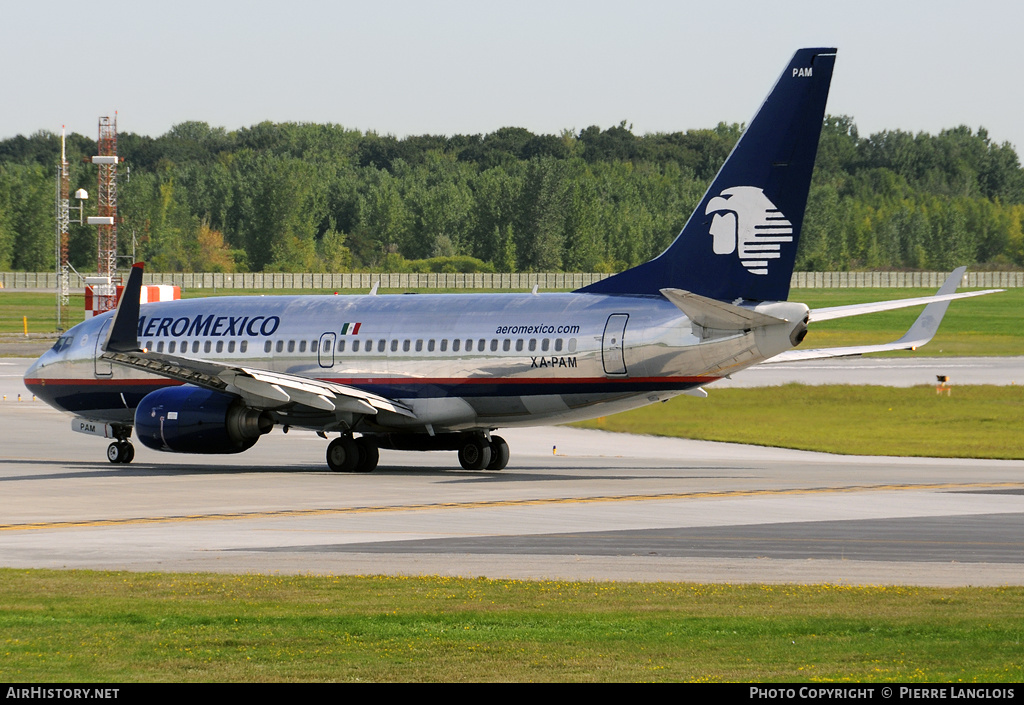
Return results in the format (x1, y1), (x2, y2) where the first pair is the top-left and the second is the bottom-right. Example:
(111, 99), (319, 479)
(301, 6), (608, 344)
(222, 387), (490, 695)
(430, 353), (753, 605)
(55, 128), (71, 330)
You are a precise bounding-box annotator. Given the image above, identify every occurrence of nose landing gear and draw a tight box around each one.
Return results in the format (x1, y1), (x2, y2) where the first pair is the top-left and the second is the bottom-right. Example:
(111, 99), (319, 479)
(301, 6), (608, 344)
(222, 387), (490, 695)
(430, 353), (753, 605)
(106, 425), (135, 464)
(106, 440), (135, 464)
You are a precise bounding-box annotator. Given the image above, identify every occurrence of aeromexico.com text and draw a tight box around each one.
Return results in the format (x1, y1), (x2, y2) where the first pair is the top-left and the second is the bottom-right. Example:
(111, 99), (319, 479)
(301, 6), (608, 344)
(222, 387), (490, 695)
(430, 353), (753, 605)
(495, 324), (581, 336)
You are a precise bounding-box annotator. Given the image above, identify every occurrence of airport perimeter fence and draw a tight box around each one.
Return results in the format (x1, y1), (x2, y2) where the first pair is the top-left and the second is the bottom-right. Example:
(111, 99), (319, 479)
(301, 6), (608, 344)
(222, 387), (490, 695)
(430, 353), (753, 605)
(1, 270), (1022, 291)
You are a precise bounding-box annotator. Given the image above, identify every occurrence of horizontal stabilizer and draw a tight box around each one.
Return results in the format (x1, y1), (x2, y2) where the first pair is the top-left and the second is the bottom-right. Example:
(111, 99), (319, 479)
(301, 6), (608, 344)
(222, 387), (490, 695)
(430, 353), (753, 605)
(770, 267), (1001, 362)
(661, 288), (788, 330)
(807, 267), (1003, 321)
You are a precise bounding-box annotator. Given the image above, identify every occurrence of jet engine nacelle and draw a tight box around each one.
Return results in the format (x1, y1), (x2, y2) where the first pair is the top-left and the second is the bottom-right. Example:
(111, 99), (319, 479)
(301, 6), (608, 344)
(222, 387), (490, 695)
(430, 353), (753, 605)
(134, 386), (273, 454)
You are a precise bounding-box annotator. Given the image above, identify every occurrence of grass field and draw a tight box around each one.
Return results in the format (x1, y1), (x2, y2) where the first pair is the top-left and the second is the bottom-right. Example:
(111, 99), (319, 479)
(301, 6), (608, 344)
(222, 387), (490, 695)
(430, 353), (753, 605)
(1, 570), (1021, 683)
(574, 384), (1024, 459)
(1, 287), (1020, 356)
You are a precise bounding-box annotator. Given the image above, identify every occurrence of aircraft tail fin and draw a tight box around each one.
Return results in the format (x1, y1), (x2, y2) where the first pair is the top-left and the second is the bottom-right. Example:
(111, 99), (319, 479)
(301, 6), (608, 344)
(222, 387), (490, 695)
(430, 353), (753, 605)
(578, 47), (837, 302)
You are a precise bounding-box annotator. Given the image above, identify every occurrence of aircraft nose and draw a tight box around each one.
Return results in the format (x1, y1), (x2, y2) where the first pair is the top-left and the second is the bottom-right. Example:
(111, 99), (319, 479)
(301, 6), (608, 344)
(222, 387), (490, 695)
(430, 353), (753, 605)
(24, 353), (46, 381)
(23, 349), (57, 399)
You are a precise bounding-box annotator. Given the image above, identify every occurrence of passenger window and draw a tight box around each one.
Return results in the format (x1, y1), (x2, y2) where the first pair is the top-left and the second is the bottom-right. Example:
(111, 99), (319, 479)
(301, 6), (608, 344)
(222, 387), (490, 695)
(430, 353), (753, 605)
(440, 339), (448, 352)
(276, 340), (284, 353)
(287, 340), (295, 353)
(489, 339), (498, 352)
(145, 340), (153, 351)
(216, 341), (224, 353)
(240, 340), (248, 353)
(503, 339), (511, 352)
(528, 339), (537, 352)
(311, 340), (318, 353)
(478, 338), (486, 351)
(204, 341), (211, 353)
(337, 340), (344, 352)
(299, 340), (307, 353)
(427, 339), (435, 352)
(227, 341), (235, 353)
(452, 339), (460, 352)
(169, 341), (176, 353)
(403, 340), (411, 352)
(555, 339), (563, 352)
(416, 340), (423, 352)
(391, 339), (399, 352)
(353, 340), (360, 352)
(364, 339), (373, 352)
(541, 339), (550, 352)
(378, 340), (386, 353)
(193, 341), (200, 353)
(157, 341), (165, 353)
(516, 339), (524, 352)
(568, 338), (577, 353)
(265, 341), (272, 353)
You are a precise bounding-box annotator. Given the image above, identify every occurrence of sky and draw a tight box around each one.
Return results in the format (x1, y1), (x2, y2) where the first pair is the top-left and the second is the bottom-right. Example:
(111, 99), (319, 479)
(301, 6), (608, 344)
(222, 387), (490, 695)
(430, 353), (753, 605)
(4, 0), (1023, 151)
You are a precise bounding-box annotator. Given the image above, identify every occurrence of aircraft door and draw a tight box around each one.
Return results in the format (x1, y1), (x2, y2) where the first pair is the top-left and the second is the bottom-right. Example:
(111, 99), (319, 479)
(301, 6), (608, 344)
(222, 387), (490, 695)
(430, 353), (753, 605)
(318, 332), (336, 368)
(601, 313), (629, 376)
(94, 319), (113, 377)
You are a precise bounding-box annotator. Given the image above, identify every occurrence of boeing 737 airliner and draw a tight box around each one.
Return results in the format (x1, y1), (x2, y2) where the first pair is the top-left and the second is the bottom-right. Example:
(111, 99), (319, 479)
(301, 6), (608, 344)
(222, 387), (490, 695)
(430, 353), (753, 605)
(23, 48), (1001, 472)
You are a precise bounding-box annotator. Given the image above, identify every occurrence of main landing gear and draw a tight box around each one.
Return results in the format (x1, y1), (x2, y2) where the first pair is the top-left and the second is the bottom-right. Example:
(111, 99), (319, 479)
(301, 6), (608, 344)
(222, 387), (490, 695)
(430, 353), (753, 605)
(326, 435), (379, 473)
(457, 435), (509, 471)
(326, 432), (510, 472)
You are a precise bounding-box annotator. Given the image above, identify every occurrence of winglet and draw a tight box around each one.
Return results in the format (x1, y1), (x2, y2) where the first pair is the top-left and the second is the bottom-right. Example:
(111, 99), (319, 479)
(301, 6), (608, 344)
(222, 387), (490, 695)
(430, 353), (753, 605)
(102, 262), (144, 353)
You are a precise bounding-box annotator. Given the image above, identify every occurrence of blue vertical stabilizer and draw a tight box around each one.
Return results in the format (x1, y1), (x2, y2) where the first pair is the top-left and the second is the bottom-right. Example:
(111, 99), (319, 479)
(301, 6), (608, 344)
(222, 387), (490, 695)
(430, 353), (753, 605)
(578, 48), (837, 302)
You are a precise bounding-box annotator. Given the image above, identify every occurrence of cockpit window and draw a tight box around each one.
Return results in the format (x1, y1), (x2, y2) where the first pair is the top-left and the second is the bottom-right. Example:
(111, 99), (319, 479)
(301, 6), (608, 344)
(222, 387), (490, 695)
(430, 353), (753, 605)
(51, 335), (74, 352)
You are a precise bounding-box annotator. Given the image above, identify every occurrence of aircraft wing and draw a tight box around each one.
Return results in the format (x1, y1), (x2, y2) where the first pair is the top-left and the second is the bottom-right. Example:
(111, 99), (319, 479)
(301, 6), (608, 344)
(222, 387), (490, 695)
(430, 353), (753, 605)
(101, 349), (415, 417)
(769, 267), (1002, 363)
(99, 263), (414, 419)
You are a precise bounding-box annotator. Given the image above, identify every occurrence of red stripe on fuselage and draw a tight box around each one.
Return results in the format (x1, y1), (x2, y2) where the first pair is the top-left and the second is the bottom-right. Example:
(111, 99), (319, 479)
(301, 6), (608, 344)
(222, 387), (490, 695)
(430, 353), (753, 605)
(25, 375), (719, 388)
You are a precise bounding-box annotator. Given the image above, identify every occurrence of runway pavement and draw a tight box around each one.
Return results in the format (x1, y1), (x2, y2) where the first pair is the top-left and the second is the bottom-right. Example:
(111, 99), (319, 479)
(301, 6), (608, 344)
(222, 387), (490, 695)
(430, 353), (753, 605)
(2, 357), (1023, 586)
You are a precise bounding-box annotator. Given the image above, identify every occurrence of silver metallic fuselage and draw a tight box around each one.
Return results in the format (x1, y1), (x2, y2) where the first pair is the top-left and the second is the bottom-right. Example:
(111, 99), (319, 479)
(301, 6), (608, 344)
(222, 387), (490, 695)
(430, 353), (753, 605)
(24, 291), (805, 434)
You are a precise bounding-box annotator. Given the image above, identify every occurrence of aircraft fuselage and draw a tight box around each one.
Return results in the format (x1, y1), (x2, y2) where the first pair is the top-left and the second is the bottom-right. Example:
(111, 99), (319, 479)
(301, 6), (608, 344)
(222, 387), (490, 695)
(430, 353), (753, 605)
(24, 291), (804, 434)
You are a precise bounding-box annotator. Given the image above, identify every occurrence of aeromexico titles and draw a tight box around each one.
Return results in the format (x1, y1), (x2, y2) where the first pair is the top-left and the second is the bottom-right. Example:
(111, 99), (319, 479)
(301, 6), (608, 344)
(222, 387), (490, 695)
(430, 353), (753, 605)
(23, 48), (1001, 472)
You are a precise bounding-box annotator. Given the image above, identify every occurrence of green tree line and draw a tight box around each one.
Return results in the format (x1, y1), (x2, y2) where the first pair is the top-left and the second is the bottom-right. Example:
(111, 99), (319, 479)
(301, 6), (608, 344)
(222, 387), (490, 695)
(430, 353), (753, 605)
(0, 116), (1021, 273)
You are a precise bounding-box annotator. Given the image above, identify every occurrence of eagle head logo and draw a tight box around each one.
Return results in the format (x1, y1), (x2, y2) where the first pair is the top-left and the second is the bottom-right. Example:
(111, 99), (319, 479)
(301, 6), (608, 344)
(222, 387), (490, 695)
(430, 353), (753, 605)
(705, 186), (793, 275)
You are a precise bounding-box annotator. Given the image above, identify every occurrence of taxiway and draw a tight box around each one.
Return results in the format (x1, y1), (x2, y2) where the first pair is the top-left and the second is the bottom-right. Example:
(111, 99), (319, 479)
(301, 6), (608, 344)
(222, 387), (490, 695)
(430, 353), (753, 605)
(2, 358), (1022, 586)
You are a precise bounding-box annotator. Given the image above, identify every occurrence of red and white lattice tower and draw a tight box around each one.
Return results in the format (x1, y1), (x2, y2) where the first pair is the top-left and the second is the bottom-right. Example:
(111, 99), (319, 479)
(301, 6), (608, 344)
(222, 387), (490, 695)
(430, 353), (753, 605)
(94, 114), (119, 314)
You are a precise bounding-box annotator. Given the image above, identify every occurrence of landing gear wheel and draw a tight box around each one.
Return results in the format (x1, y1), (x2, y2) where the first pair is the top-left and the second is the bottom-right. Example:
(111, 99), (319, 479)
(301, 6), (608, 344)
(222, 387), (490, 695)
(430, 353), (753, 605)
(458, 437), (492, 470)
(354, 437), (379, 473)
(486, 436), (509, 471)
(107, 441), (134, 464)
(326, 437), (359, 473)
